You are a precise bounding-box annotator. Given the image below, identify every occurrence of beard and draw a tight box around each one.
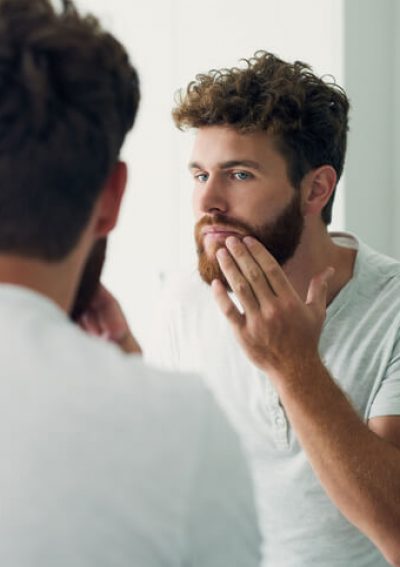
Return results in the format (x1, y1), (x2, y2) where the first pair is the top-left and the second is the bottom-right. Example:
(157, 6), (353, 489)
(195, 190), (304, 288)
(70, 237), (107, 321)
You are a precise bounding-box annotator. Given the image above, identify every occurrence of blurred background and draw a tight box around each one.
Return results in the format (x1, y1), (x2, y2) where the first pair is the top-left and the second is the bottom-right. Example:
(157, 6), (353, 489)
(76, 0), (399, 344)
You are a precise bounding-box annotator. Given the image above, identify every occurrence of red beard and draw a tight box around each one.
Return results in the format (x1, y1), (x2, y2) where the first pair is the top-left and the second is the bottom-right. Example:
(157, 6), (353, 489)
(194, 190), (304, 288)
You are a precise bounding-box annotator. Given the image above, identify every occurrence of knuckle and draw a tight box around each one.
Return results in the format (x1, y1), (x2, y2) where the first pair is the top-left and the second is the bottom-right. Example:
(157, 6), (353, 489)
(264, 304), (279, 320)
(266, 263), (280, 279)
(222, 303), (235, 318)
(234, 246), (246, 259)
(248, 266), (261, 283)
(235, 279), (248, 296)
(283, 298), (297, 313)
(219, 300), (239, 323)
(253, 319), (266, 336)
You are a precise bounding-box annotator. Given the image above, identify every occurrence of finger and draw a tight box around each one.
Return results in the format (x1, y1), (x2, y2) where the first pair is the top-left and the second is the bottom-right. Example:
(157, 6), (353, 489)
(114, 331), (143, 355)
(225, 236), (276, 304)
(306, 267), (335, 313)
(89, 284), (130, 339)
(89, 283), (118, 310)
(216, 247), (260, 314)
(211, 278), (244, 329)
(79, 312), (103, 336)
(97, 304), (126, 339)
(243, 236), (297, 300)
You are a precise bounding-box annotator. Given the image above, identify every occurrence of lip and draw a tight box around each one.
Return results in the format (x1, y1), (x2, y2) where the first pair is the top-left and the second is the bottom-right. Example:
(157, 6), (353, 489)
(202, 227), (243, 238)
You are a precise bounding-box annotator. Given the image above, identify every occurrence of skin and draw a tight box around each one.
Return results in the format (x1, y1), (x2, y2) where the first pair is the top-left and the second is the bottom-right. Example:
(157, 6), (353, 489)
(79, 284), (141, 354)
(190, 125), (400, 565)
(190, 125), (356, 303)
(190, 126), (297, 249)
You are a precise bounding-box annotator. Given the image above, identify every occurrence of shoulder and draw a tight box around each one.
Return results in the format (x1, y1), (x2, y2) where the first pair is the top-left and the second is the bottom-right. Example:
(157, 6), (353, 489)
(332, 232), (400, 301)
(60, 320), (208, 396)
(358, 239), (400, 273)
(357, 240), (400, 298)
(332, 232), (400, 279)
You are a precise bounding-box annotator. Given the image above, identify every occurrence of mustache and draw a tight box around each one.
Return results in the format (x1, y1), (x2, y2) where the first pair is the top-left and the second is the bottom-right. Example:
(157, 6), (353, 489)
(195, 213), (255, 236)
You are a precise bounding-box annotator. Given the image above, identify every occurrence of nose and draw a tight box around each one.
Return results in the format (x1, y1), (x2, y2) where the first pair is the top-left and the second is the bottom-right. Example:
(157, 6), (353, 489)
(194, 174), (228, 215)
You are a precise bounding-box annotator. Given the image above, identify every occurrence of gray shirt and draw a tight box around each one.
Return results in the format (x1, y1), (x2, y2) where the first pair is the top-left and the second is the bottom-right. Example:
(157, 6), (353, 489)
(0, 284), (261, 566)
(145, 233), (400, 566)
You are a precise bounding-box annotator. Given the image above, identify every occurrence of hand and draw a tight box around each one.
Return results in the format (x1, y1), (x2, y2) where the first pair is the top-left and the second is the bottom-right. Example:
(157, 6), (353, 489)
(78, 284), (142, 355)
(212, 236), (333, 385)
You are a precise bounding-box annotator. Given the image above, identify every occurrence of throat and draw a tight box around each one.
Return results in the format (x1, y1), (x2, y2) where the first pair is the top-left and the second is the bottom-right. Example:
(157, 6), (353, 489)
(283, 241), (357, 305)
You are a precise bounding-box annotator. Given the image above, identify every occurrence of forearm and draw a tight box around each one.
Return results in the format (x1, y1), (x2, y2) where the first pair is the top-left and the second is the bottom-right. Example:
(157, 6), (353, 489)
(275, 359), (400, 565)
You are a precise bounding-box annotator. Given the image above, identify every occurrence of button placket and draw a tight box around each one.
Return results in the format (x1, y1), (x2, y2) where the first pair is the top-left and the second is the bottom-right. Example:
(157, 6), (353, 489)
(263, 373), (290, 450)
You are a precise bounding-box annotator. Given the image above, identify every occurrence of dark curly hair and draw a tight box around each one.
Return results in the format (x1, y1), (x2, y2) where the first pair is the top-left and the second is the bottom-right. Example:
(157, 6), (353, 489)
(173, 51), (349, 225)
(0, 0), (139, 260)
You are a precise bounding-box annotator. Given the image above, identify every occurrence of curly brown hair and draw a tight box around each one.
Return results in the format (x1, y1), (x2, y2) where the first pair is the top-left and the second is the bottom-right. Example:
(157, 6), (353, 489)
(0, 0), (139, 260)
(173, 51), (349, 225)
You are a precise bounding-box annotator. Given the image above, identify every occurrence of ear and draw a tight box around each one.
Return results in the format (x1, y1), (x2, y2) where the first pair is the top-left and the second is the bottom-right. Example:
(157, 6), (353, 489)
(302, 165), (337, 216)
(94, 161), (127, 237)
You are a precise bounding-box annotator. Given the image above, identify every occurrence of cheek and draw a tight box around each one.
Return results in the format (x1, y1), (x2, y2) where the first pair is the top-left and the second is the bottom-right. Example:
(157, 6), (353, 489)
(192, 191), (201, 219)
(249, 190), (292, 222)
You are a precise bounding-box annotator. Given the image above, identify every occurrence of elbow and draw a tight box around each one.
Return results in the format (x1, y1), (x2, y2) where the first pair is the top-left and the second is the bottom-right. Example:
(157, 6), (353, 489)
(383, 544), (400, 567)
(371, 514), (400, 566)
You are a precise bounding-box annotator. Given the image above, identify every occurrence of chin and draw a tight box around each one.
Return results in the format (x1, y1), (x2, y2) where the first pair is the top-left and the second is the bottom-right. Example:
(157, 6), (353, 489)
(204, 243), (221, 259)
(197, 252), (230, 289)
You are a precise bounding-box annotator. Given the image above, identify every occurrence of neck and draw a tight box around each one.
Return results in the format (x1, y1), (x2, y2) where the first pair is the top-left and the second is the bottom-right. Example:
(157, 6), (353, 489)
(0, 251), (84, 313)
(283, 225), (356, 304)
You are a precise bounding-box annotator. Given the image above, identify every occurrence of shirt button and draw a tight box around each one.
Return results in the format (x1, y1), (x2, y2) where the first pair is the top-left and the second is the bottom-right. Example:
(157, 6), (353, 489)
(274, 415), (286, 428)
(270, 391), (279, 404)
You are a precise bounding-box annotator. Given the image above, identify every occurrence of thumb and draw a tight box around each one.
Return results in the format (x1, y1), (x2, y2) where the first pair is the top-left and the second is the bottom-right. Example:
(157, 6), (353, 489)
(306, 266), (335, 311)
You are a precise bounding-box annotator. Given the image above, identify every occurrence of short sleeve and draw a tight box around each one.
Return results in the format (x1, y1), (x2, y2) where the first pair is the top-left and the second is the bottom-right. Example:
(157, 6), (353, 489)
(369, 346), (400, 418)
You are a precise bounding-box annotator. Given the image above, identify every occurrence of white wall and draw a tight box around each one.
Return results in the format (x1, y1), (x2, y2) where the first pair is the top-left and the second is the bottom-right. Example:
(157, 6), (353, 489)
(394, 2), (400, 260)
(76, 0), (345, 344)
(344, 0), (398, 258)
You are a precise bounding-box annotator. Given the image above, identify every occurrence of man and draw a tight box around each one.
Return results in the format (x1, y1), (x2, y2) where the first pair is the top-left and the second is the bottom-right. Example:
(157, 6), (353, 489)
(0, 1), (261, 565)
(142, 52), (400, 566)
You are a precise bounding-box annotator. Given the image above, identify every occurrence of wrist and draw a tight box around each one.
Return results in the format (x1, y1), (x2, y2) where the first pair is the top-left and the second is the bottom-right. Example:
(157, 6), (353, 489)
(270, 353), (327, 397)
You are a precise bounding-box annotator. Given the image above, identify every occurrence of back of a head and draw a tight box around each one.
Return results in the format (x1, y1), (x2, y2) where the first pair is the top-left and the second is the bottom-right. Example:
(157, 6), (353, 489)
(173, 51), (350, 225)
(0, 0), (140, 260)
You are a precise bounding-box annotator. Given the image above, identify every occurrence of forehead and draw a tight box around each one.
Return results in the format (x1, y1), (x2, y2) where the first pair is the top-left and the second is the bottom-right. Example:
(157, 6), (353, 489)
(191, 125), (281, 166)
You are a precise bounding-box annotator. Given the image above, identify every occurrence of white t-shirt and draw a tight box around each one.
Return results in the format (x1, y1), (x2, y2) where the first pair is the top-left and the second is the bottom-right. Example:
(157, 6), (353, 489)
(145, 233), (400, 567)
(0, 284), (261, 567)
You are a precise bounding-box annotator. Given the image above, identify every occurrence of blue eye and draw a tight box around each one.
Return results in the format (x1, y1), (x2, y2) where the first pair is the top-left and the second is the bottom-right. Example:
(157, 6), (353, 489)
(194, 173), (208, 183)
(233, 171), (252, 181)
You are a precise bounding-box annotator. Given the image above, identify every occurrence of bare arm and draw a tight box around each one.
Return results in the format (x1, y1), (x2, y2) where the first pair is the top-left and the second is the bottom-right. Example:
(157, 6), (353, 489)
(369, 416), (400, 448)
(212, 235), (400, 566)
(277, 364), (400, 566)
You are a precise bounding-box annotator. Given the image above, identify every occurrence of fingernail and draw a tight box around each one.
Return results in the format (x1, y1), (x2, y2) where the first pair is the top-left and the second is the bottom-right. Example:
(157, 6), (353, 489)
(225, 236), (239, 247)
(216, 248), (228, 260)
(243, 236), (256, 246)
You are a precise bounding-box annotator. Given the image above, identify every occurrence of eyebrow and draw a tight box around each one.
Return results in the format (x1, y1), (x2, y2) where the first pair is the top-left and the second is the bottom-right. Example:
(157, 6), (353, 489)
(189, 160), (261, 171)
